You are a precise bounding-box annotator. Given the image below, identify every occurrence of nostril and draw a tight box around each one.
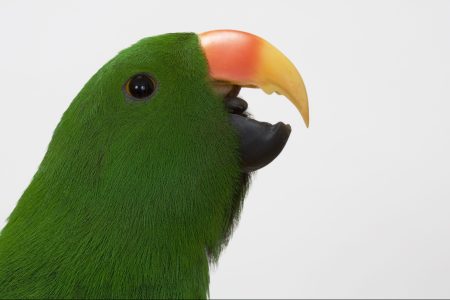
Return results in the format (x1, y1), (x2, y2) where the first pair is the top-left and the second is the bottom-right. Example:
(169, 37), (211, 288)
(225, 97), (248, 114)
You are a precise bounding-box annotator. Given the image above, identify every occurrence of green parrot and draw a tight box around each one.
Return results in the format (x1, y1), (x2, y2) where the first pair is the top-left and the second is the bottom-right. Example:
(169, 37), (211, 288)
(0, 30), (309, 299)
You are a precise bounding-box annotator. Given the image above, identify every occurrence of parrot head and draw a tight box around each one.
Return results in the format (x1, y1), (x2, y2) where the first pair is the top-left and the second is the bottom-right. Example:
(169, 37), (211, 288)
(0, 30), (308, 298)
(68, 30), (308, 175)
(55, 30), (308, 249)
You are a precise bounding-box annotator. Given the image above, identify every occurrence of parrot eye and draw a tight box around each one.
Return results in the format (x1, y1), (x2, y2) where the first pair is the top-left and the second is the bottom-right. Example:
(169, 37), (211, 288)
(124, 73), (156, 101)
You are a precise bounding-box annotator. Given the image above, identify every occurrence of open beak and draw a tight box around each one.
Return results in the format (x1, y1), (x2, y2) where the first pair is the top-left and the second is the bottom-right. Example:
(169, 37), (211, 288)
(199, 29), (309, 172)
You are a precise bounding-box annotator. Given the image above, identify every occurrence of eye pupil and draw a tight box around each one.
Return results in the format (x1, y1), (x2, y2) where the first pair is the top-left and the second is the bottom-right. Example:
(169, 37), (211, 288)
(126, 74), (155, 100)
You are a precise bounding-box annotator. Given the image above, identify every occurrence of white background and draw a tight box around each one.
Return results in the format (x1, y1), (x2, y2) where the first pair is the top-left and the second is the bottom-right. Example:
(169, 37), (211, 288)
(1, 0), (450, 298)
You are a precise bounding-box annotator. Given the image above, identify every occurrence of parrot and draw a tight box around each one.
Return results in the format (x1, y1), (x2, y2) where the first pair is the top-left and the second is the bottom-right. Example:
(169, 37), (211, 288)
(0, 30), (309, 299)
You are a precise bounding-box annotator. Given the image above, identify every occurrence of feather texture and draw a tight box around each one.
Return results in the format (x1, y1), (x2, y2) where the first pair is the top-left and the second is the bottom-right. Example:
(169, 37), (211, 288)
(0, 33), (249, 299)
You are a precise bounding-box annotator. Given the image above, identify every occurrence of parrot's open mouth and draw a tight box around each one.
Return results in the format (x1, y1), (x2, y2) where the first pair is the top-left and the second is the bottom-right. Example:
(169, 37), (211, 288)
(200, 30), (309, 173)
(213, 83), (292, 172)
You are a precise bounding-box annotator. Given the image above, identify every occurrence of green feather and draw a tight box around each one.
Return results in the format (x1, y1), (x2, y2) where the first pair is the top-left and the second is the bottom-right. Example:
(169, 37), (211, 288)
(0, 33), (249, 299)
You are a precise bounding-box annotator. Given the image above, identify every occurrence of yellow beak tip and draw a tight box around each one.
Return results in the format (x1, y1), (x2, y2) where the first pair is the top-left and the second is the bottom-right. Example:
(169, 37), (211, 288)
(303, 113), (310, 128)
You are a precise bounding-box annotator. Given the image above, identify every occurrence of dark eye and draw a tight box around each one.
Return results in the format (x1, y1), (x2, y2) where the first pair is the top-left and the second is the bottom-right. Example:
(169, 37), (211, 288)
(124, 73), (156, 101)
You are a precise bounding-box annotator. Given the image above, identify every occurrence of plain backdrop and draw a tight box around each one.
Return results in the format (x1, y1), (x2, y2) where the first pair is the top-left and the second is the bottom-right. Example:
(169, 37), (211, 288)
(1, 0), (450, 298)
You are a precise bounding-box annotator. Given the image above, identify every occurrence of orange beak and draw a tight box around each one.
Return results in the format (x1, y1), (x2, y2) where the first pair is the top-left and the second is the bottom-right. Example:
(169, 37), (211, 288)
(199, 30), (309, 127)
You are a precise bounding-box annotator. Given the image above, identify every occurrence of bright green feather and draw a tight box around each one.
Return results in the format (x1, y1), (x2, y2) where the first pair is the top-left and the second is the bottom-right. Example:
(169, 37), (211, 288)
(0, 33), (249, 299)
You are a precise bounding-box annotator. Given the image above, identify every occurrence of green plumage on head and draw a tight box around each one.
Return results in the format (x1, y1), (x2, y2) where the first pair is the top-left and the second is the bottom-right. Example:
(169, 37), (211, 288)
(0, 33), (249, 299)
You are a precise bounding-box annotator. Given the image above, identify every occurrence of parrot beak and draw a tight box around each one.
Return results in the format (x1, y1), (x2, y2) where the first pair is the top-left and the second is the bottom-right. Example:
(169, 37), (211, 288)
(199, 29), (309, 172)
(199, 30), (309, 127)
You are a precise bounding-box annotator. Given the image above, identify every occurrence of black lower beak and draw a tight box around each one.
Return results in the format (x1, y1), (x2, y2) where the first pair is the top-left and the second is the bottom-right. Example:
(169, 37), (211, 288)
(228, 109), (291, 173)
